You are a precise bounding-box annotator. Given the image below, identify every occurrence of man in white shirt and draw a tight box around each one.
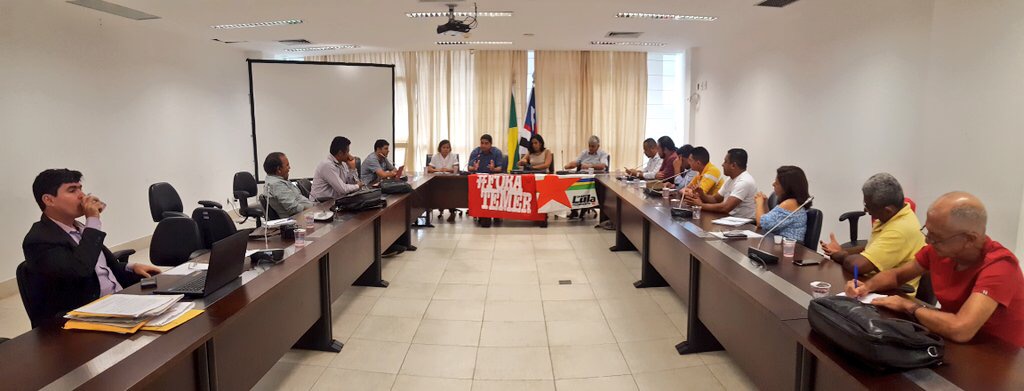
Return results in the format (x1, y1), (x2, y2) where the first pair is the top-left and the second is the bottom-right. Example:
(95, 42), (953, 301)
(684, 148), (757, 219)
(626, 138), (662, 179)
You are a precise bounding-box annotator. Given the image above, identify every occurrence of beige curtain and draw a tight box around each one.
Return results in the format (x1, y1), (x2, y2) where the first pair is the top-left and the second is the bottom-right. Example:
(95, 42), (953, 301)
(473, 51), (528, 158)
(536, 51), (648, 170)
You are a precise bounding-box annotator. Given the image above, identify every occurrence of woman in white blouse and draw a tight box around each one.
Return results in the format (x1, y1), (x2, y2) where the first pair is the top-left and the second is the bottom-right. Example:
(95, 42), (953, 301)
(428, 140), (460, 222)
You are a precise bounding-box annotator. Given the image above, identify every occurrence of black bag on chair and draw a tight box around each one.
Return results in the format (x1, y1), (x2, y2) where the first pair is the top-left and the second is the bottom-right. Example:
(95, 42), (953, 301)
(334, 188), (386, 212)
(379, 179), (413, 194)
(808, 296), (944, 372)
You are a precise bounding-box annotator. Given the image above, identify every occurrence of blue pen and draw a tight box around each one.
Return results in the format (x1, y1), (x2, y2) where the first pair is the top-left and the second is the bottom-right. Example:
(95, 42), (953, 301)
(853, 265), (859, 288)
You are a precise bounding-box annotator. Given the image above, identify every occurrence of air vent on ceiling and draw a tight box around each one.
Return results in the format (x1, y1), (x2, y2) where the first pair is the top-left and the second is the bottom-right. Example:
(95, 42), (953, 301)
(212, 39), (247, 44)
(279, 39), (313, 45)
(606, 32), (643, 38)
(757, 0), (800, 7)
(66, 0), (159, 20)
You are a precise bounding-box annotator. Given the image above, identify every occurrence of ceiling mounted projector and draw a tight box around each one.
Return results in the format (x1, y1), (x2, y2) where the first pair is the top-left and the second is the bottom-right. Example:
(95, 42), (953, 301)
(436, 3), (477, 36)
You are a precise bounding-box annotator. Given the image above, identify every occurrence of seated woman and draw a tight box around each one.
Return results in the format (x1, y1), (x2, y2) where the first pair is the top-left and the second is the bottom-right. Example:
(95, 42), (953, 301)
(427, 139), (460, 222)
(754, 165), (811, 241)
(518, 134), (553, 172)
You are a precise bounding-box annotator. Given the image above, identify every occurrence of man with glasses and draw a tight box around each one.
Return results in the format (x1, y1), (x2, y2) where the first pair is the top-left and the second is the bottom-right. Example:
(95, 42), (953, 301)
(821, 173), (926, 292)
(845, 192), (1024, 347)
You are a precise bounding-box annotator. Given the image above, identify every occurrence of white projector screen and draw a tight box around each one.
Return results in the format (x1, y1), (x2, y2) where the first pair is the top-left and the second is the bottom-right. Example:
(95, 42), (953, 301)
(248, 60), (394, 180)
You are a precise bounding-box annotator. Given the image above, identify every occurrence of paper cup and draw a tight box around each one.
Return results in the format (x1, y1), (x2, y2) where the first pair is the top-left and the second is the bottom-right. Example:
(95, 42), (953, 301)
(810, 281), (831, 298)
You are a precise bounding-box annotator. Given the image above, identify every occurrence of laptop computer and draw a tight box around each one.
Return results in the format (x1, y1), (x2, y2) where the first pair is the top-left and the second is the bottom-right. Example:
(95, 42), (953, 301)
(154, 230), (247, 298)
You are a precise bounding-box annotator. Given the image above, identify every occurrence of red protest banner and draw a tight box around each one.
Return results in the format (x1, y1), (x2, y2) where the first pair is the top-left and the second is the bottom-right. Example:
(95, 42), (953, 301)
(468, 174), (546, 221)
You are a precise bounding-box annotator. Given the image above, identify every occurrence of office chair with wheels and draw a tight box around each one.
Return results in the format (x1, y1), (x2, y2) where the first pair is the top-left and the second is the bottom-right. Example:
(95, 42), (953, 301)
(17, 261), (45, 328)
(233, 172), (265, 226)
(148, 182), (222, 223)
(838, 197), (916, 248)
(192, 207), (239, 249)
(295, 178), (312, 199)
(802, 208), (824, 252)
(150, 216), (208, 266)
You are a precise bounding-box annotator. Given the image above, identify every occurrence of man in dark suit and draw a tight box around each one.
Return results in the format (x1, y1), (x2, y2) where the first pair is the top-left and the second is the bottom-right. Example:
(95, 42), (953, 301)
(21, 169), (161, 326)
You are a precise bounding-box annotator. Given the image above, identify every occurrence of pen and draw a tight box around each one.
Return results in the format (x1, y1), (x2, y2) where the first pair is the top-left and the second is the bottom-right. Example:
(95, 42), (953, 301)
(853, 265), (859, 289)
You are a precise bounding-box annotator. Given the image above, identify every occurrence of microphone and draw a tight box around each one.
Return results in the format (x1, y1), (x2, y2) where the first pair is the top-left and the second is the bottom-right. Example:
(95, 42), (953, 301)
(748, 196), (814, 264)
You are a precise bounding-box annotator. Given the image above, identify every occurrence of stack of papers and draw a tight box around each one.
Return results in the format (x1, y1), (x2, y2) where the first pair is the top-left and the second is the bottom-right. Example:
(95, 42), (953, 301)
(63, 294), (203, 334)
(836, 292), (889, 304)
(712, 217), (755, 227)
(708, 230), (764, 239)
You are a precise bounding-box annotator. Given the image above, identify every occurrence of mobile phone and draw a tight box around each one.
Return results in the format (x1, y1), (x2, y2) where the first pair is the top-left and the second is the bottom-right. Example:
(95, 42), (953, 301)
(793, 258), (822, 266)
(140, 277), (157, 289)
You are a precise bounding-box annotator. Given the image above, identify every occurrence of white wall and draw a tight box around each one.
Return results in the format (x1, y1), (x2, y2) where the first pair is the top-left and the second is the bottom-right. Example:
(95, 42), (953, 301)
(0, 0), (251, 281)
(691, 0), (1024, 252)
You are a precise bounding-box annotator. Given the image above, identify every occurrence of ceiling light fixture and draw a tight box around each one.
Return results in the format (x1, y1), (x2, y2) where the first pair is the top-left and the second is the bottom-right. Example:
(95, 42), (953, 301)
(407, 11), (512, 18)
(590, 41), (667, 47)
(436, 41), (512, 46)
(284, 45), (357, 52)
(616, 12), (717, 22)
(211, 19), (303, 29)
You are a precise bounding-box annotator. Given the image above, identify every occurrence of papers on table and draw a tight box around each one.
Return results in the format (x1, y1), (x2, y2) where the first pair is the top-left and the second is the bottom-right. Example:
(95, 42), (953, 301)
(266, 218), (295, 228)
(708, 230), (764, 240)
(163, 262), (209, 276)
(63, 294), (204, 334)
(143, 302), (195, 327)
(70, 294), (183, 319)
(837, 292), (889, 304)
(712, 216), (755, 227)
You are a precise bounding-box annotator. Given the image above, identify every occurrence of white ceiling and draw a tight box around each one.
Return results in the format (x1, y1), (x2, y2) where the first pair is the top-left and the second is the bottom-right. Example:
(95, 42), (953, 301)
(105, 0), (833, 56)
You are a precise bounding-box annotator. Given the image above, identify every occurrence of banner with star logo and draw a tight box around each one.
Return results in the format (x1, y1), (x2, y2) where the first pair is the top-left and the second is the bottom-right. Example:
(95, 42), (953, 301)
(468, 174), (599, 220)
(536, 174), (599, 213)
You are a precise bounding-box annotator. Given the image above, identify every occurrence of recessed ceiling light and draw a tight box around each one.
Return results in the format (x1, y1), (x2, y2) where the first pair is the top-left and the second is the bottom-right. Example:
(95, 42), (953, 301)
(407, 11), (513, 18)
(436, 41), (512, 46)
(616, 12), (717, 22)
(284, 45), (358, 52)
(590, 41), (667, 47)
(211, 19), (303, 29)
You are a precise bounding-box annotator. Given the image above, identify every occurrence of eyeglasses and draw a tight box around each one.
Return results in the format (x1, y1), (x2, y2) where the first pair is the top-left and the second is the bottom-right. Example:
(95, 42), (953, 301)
(920, 227), (967, 246)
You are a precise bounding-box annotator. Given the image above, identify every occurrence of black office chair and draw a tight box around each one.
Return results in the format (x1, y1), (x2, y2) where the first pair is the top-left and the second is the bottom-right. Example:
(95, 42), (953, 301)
(767, 192), (779, 210)
(150, 217), (207, 266)
(192, 207), (238, 249)
(802, 208), (824, 252)
(354, 157), (362, 178)
(916, 272), (937, 305)
(295, 178), (312, 199)
(233, 172), (265, 226)
(16, 261), (46, 328)
(148, 182), (221, 223)
(259, 194), (282, 220)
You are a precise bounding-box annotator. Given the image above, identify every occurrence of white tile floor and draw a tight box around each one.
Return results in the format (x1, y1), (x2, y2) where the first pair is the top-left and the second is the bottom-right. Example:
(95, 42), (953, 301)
(0, 214), (760, 391)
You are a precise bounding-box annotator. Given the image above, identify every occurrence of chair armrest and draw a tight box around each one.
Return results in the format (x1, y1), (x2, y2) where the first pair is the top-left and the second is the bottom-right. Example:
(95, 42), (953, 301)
(111, 249), (136, 263)
(161, 211), (189, 220)
(838, 211), (866, 222)
(198, 200), (223, 209)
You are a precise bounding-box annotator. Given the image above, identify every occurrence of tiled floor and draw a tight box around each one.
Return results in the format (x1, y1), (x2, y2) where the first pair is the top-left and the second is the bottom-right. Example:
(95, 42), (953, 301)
(253, 214), (758, 391)
(0, 214), (759, 391)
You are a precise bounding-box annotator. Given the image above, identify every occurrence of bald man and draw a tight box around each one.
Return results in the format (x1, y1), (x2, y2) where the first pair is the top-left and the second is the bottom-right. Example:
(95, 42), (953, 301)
(846, 192), (1024, 347)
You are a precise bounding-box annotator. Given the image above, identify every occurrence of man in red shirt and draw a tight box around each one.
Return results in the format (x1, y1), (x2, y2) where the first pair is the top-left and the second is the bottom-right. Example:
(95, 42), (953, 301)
(846, 191), (1024, 347)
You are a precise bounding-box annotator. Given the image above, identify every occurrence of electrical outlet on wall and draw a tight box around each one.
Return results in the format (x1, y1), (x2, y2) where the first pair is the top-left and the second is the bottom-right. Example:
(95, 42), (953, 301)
(696, 81), (708, 91)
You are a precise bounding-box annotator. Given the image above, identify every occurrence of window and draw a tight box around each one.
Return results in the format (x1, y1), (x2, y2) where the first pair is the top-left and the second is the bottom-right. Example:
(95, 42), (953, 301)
(645, 52), (688, 145)
(393, 73), (409, 168)
(527, 50), (536, 94)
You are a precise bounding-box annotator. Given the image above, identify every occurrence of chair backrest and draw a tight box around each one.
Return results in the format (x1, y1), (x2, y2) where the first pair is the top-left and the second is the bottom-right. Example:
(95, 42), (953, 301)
(767, 192), (779, 210)
(549, 153), (556, 174)
(150, 216), (204, 266)
(295, 178), (312, 198)
(192, 207), (238, 249)
(259, 194), (281, 220)
(16, 261), (45, 328)
(425, 154), (432, 168)
(915, 272), (937, 305)
(148, 182), (184, 222)
(233, 172), (258, 200)
(803, 208), (824, 252)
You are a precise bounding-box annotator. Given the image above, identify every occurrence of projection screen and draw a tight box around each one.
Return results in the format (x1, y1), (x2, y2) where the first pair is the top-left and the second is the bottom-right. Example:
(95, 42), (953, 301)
(248, 60), (394, 180)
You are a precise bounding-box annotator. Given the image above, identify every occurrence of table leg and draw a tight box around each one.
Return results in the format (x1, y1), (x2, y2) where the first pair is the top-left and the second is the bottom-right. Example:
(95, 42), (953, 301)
(354, 221), (389, 287)
(294, 257), (344, 352)
(676, 259), (723, 355)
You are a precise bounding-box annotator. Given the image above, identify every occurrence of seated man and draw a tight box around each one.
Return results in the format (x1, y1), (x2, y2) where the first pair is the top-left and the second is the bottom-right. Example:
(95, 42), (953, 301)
(263, 152), (314, 217)
(654, 136), (678, 180)
(668, 144), (698, 189)
(22, 169), (161, 325)
(625, 138), (662, 179)
(564, 135), (609, 172)
(310, 136), (361, 200)
(361, 139), (403, 186)
(846, 192), (1024, 347)
(822, 173), (925, 291)
(467, 134), (505, 174)
(684, 148), (757, 219)
(683, 146), (724, 196)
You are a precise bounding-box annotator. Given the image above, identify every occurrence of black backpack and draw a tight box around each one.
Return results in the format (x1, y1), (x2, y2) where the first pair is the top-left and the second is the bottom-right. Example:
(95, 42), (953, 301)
(333, 188), (386, 212)
(379, 179), (413, 194)
(808, 296), (944, 372)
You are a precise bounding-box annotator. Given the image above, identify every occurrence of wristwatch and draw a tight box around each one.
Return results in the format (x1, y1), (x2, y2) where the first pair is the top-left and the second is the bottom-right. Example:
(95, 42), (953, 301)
(908, 303), (926, 317)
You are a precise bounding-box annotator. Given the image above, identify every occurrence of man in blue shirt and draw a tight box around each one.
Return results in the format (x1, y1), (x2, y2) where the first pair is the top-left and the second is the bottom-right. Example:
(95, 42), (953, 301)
(468, 134), (505, 174)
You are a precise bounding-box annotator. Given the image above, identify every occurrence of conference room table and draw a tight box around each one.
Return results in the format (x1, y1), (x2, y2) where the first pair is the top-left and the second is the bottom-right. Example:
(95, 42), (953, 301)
(1, 173), (1020, 390)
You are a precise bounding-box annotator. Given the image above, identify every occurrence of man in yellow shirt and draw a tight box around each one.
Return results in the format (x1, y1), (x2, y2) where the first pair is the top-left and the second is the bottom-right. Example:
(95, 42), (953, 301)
(685, 146), (724, 197)
(821, 173), (925, 291)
